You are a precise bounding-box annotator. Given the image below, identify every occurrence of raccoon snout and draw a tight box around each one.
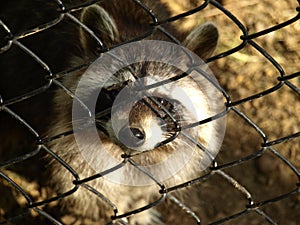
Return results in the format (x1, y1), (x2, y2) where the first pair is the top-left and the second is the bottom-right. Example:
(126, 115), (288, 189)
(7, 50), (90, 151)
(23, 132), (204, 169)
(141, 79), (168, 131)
(118, 126), (146, 148)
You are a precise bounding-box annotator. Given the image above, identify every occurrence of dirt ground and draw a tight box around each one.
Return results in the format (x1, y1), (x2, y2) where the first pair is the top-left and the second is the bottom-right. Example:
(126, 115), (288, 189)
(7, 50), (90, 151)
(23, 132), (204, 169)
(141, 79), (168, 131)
(0, 0), (299, 224)
(159, 1), (300, 224)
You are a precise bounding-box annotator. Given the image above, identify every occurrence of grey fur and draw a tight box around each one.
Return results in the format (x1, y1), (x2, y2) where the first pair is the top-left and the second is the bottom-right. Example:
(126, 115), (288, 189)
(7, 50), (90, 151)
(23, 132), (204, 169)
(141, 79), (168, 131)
(48, 1), (224, 224)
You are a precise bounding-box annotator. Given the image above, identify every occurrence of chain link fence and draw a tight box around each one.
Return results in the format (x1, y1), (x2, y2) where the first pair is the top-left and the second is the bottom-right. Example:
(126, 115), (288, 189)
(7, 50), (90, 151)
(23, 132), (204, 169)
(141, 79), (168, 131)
(0, 0), (299, 224)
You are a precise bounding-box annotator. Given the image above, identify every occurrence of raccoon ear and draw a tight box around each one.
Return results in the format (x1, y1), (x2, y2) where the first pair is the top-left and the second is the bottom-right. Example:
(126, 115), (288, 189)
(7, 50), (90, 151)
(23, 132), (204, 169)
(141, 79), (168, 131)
(183, 22), (219, 60)
(80, 5), (119, 54)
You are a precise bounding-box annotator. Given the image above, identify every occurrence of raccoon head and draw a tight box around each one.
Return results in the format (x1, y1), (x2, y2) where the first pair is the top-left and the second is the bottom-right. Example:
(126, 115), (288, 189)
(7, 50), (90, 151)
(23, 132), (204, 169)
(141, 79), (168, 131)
(77, 4), (221, 163)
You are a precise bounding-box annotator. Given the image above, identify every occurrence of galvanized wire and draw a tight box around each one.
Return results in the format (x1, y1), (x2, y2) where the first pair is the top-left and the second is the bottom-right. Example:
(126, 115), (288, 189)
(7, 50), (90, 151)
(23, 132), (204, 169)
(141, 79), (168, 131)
(0, 0), (299, 224)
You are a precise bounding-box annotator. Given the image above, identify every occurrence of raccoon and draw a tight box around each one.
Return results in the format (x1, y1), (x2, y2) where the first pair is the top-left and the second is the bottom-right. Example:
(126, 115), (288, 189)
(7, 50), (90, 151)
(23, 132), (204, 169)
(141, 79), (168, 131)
(47, 0), (224, 224)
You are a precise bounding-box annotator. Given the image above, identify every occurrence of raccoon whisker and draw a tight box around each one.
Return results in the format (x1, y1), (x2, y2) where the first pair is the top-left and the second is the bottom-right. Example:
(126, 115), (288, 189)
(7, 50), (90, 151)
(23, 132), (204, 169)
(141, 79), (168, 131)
(170, 135), (197, 153)
(159, 123), (168, 128)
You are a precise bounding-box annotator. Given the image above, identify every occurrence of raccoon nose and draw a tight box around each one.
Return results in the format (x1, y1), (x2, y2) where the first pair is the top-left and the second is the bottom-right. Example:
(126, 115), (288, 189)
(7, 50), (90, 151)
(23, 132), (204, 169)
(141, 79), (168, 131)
(118, 126), (145, 148)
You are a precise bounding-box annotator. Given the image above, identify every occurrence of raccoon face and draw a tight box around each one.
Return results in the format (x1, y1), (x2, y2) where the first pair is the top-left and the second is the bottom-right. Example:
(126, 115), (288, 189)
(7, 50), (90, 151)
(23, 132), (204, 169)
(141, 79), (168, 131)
(92, 64), (214, 163)
(77, 4), (220, 160)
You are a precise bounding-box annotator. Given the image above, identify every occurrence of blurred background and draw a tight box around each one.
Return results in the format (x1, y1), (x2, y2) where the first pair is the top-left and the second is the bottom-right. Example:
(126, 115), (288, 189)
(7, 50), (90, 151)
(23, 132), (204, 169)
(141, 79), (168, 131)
(0, 0), (299, 224)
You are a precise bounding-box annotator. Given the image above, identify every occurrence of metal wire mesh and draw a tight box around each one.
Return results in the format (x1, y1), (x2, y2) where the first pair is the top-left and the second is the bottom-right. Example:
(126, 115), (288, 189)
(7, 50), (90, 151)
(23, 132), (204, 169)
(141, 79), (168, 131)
(0, 0), (299, 224)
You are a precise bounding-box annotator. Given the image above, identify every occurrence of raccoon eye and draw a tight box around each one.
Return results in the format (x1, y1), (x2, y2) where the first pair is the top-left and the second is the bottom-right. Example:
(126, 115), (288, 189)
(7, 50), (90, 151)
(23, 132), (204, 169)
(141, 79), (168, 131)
(156, 97), (175, 113)
(159, 98), (168, 106)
